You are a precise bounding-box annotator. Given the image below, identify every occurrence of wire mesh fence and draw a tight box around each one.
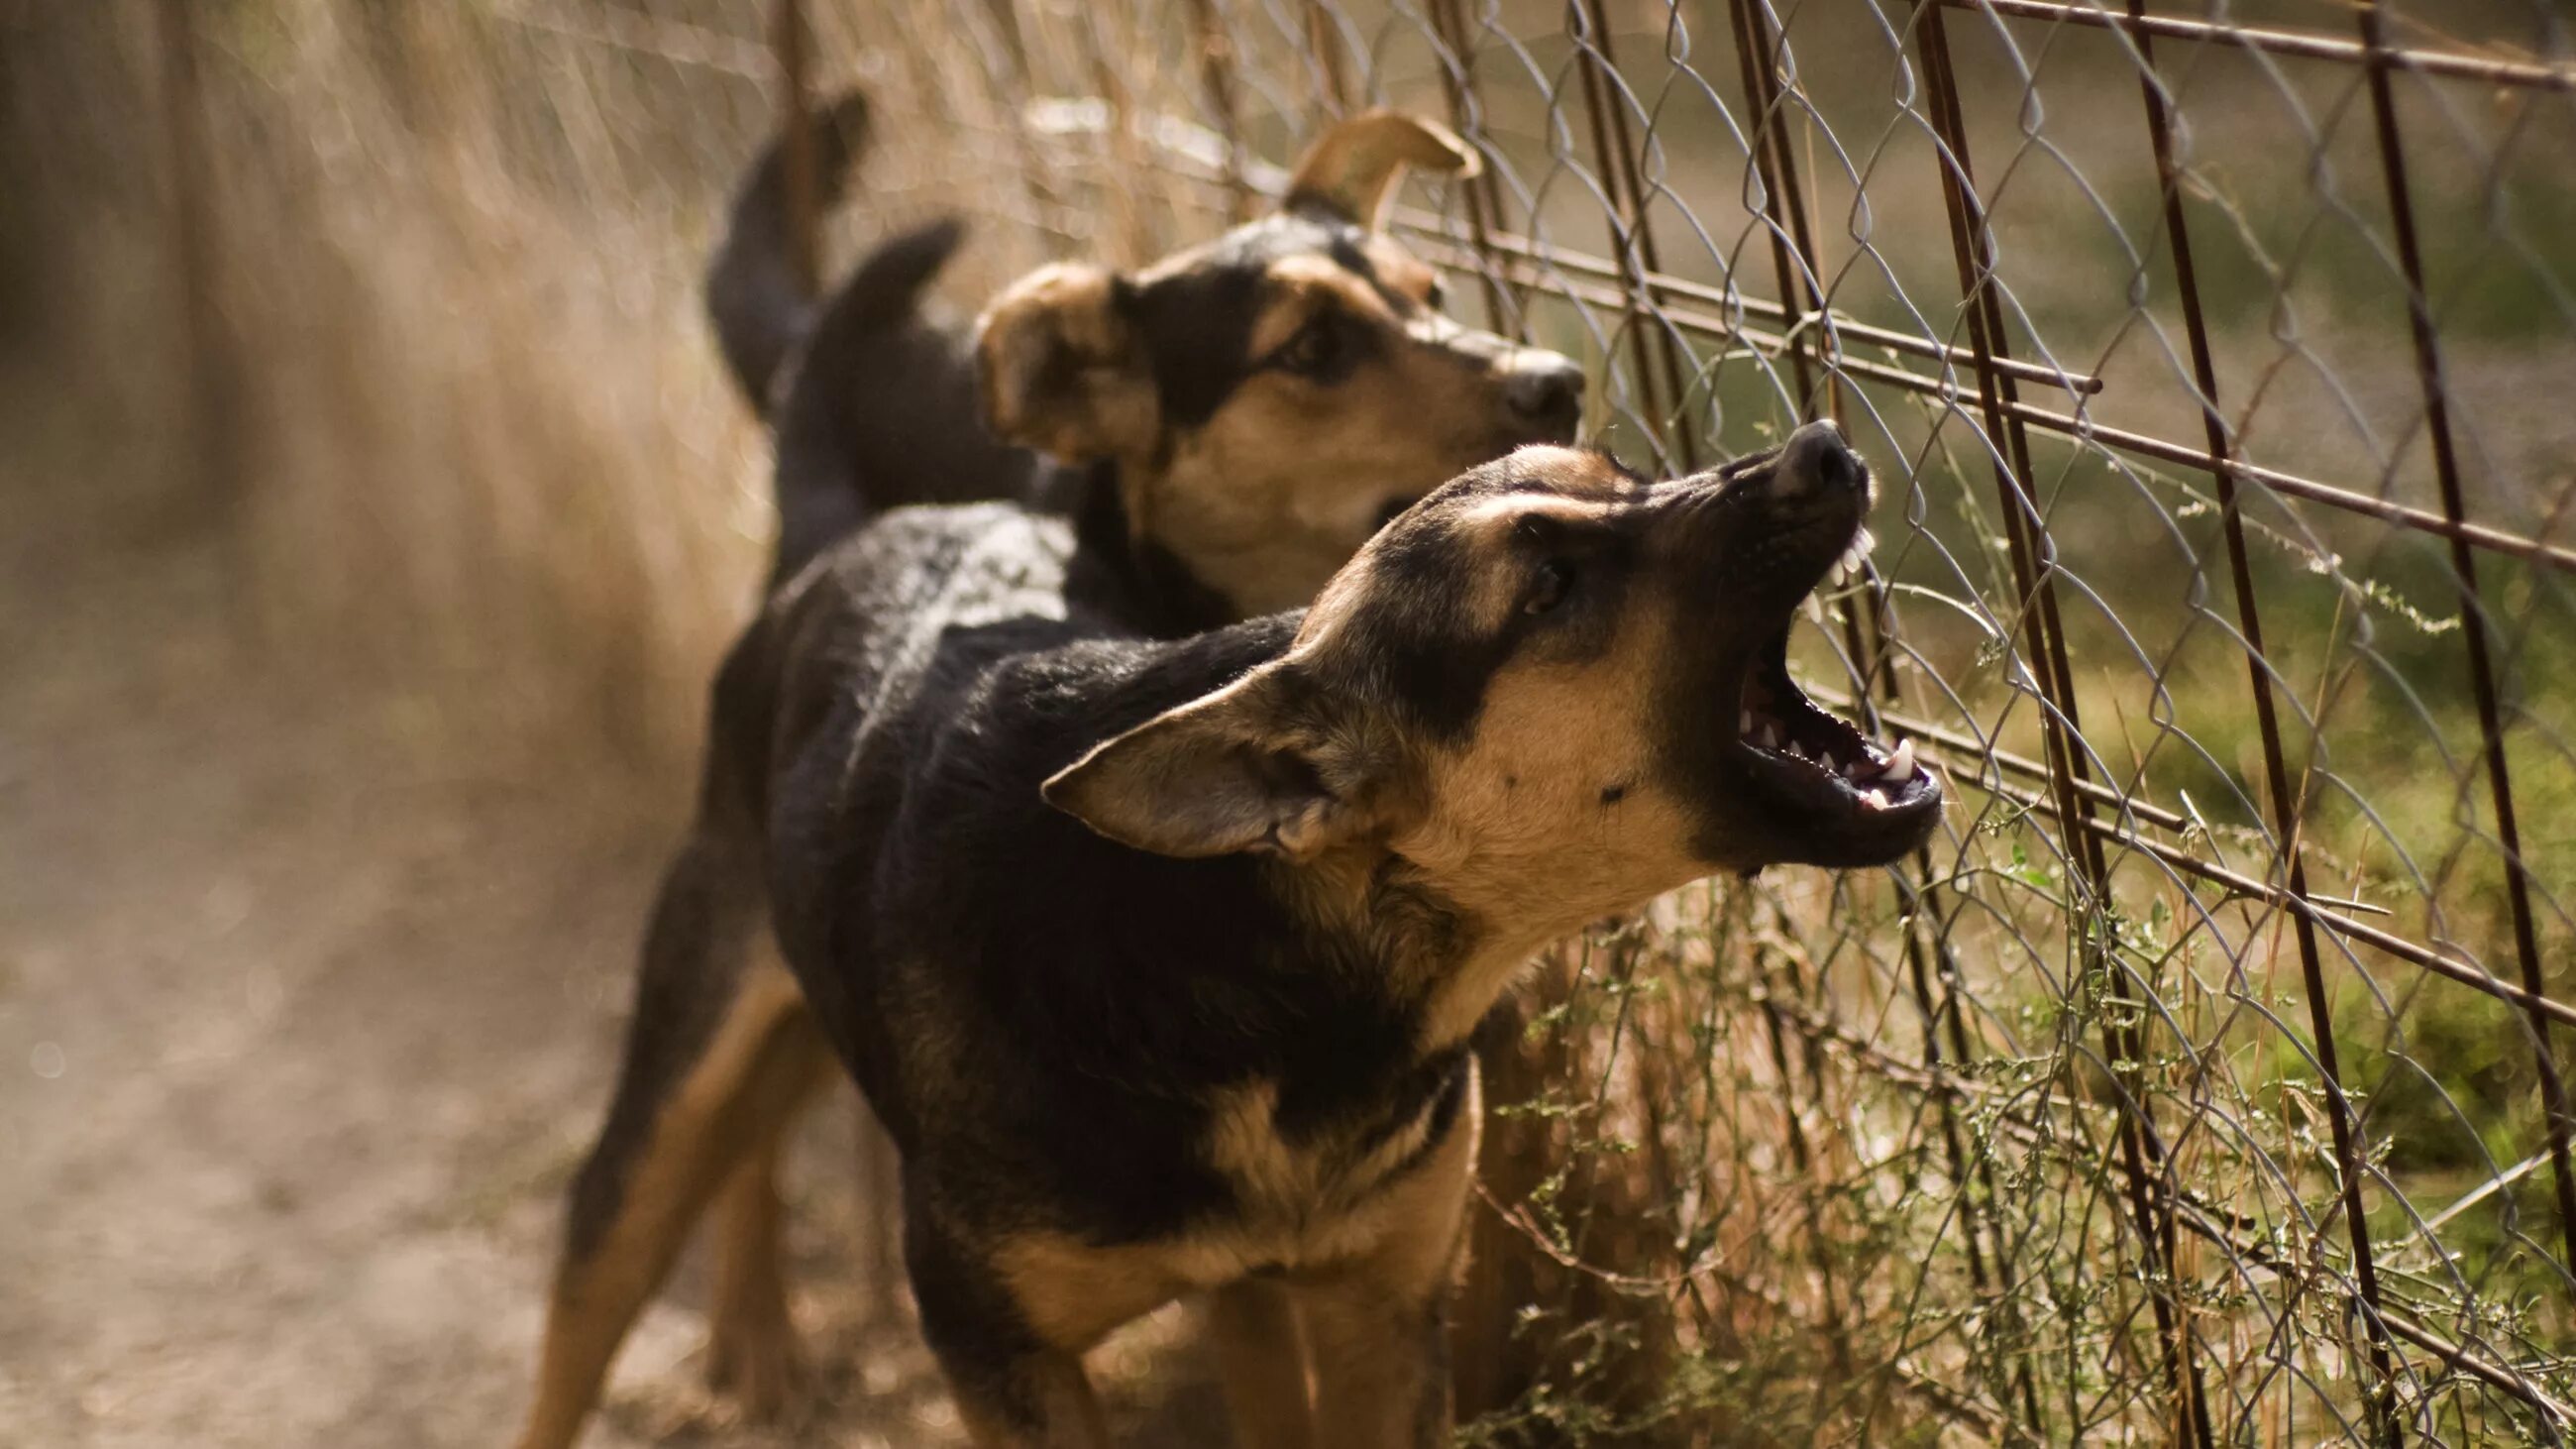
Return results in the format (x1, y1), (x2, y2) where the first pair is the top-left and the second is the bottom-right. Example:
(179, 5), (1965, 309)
(48, 0), (2576, 1441)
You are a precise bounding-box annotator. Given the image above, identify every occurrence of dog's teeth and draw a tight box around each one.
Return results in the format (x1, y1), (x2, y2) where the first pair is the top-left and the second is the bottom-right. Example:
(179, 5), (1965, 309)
(1855, 525), (1877, 559)
(1757, 723), (1778, 751)
(1839, 547), (1862, 579)
(1846, 759), (1871, 781)
(1819, 751), (1836, 776)
(1883, 737), (1916, 782)
(1861, 787), (1890, 811)
(1803, 594), (1828, 624)
(1740, 710), (1754, 736)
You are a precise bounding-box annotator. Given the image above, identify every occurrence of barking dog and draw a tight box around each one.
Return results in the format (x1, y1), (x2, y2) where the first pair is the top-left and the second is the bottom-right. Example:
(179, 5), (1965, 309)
(706, 93), (1586, 613)
(509, 421), (1940, 1447)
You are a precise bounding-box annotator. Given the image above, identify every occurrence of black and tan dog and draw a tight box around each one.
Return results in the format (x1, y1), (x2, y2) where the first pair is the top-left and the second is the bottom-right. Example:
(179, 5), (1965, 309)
(509, 420), (1939, 1447)
(510, 103), (1586, 1441)
(706, 93), (1585, 611)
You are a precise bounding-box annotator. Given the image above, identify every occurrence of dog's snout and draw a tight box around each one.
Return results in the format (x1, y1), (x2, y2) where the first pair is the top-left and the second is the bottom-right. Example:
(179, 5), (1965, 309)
(1770, 419), (1865, 500)
(1502, 354), (1585, 435)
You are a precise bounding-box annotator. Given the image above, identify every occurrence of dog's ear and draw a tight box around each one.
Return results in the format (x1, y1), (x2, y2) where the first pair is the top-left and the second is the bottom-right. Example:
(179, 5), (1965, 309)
(1043, 668), (1371, 860)
(975, 263), (1159, 462)
(1284, 110), (1480, 228)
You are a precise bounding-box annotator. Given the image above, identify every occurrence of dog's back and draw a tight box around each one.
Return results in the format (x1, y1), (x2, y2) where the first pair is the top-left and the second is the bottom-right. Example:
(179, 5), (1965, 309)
(730, 505), (1337, 1225)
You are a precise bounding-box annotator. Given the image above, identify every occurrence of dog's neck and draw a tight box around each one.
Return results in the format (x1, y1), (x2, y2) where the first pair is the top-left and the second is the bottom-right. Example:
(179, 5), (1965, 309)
(1262, 838), (1533, 1060)
(1066, 459), (1238, 638)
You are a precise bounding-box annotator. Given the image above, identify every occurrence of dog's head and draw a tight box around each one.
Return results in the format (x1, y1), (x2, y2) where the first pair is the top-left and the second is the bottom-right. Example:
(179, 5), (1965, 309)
(976, 112), (1584, 617)
(1045, 422), (1941, 951)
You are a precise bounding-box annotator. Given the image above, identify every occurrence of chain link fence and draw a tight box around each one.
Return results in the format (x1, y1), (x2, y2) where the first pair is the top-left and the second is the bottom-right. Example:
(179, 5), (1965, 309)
(34, 0), (2576, 1441)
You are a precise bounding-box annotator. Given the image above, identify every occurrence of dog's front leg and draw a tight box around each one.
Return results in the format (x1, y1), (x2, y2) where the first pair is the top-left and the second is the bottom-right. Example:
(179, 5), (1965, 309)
(1298, 1279), (1452, 1448)
(1298, 1066), (1480, 1448)
(1212, 1277), (1317, 1449)
(910, 1214), (1117, 1449)
(947, 1351), (1113, 1449)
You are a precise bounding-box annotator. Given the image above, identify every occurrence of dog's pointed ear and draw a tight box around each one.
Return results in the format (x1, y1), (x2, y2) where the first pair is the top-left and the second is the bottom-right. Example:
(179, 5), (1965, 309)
(1284, 110), (1480, 228)
(975, 262), (1159, 462)
(1044, 668), (1364, 860)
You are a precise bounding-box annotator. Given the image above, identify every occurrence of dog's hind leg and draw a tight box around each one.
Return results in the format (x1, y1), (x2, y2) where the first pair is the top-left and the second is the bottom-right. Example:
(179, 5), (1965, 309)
(511, 825), (830, 1449)
(702, 1036), (836, 1419)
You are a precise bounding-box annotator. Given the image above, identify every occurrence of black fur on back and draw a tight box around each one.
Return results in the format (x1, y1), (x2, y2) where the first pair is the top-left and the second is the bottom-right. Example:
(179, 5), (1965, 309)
(736, 505), (1461, 1245)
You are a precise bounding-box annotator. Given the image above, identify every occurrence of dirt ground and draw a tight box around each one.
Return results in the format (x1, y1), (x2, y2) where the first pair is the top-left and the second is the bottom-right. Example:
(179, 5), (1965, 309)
(0, 428), (1219, 1448)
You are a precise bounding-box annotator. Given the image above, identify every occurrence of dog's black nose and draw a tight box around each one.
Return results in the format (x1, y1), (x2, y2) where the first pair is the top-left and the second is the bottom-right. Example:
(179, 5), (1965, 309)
(1503, 355), (1585, 434)
(1771, 419), (1866, 499)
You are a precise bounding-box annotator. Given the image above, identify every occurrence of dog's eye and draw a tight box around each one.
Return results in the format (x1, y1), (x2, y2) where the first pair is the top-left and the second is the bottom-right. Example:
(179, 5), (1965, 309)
(1423, 278), (1448, 309)
(1525, 558), (1576, 614)
(1276, 317), (1343, 378)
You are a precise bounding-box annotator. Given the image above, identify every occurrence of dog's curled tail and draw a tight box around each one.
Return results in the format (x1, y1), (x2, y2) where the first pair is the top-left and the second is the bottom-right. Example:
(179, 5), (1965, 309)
(704, 88), (874, 417)
(767, 217), (970, 582)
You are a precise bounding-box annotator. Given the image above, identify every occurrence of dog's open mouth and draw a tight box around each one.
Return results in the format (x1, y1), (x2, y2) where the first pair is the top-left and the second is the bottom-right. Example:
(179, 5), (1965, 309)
(1736, 631), (1937, 817)
(1727, 529), (1940, 832)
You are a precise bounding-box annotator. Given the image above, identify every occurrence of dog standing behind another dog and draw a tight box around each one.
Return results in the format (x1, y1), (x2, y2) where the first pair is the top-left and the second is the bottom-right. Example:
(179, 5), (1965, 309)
(706, 93), (1587, 612)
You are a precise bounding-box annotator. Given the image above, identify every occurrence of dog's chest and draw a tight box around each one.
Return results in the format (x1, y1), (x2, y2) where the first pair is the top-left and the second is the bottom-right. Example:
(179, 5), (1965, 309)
(1193, 1063), (1466, 1269)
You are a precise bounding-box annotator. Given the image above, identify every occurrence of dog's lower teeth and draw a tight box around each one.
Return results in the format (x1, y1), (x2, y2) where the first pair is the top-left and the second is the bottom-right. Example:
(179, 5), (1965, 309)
(1819, 752), (1837, 775)
(1740, 710), (1754, 736)
(1861, 787), (1889, 810)
(1846, 760), (1870, 781)
(1757, 724), (1778, 751)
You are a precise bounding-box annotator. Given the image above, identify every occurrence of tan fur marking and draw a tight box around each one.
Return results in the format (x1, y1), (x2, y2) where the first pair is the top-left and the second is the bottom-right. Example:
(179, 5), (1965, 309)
(704, 1043), (837, 1418)
(1360, 236), (1442, 306)
(992, 1069), (1481, 1442)
(513, 958), (829, 1449)
(1154, 347), (1539, 615)
(1392, 596), (1707, 1048)
(1205, 1077), (1454, 1223)
(975, 264), (1158, 462)
(1212, 1279), (1319, 1449)
(1296, 1068), (1479, 1446)
(1246, 254), (1405, 357)
(991, 1232), (1215, 1353)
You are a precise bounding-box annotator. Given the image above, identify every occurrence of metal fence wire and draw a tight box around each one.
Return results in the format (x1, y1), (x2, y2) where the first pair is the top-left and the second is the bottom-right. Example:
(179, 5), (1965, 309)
(98, 0), (2576, 1441)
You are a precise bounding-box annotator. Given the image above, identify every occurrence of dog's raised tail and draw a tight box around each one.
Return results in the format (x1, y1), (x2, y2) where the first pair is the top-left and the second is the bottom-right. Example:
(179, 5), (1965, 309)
(767, 217), (971, 581)
(705, 89), (874, 417)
